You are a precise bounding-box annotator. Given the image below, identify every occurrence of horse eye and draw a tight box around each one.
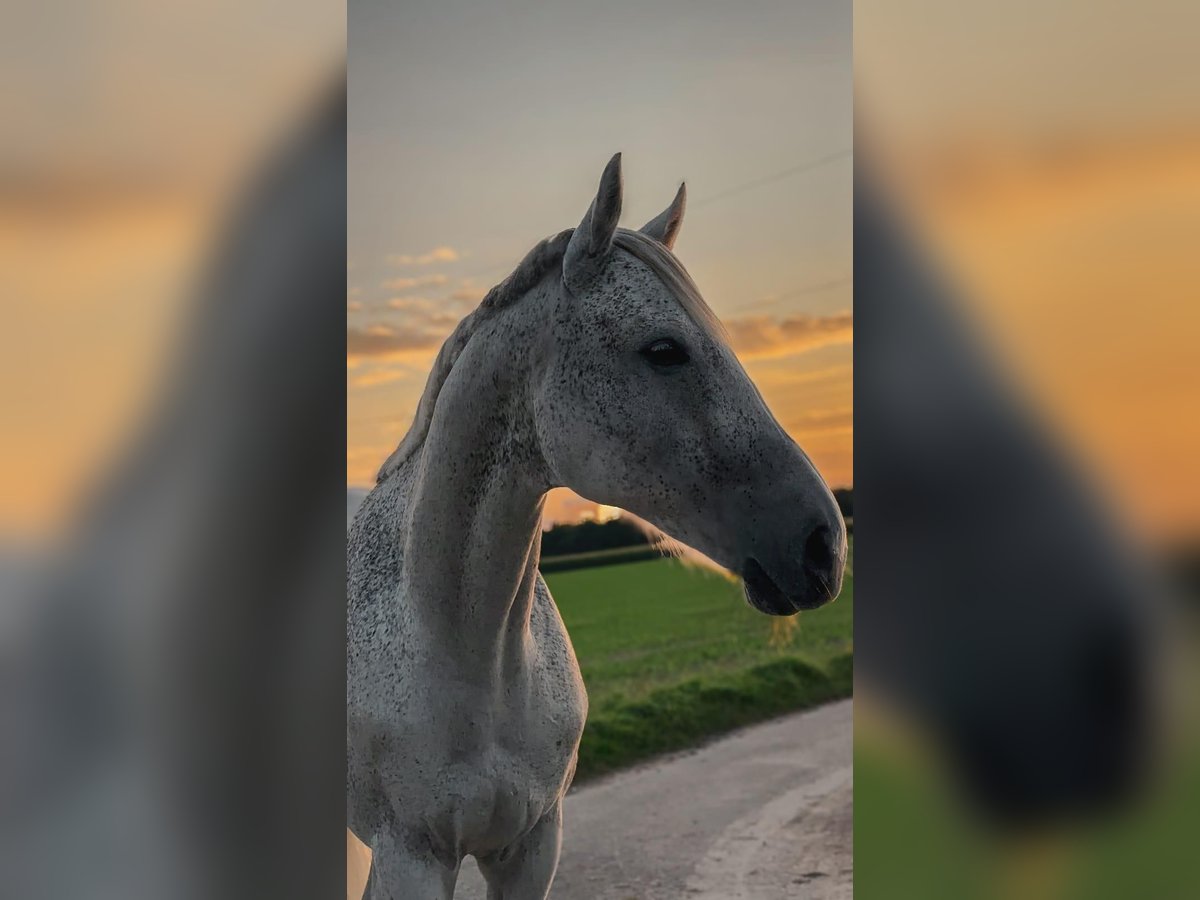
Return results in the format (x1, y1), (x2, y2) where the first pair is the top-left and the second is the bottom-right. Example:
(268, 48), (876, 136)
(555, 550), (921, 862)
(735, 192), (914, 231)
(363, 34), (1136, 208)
(639, 338), (689, 368)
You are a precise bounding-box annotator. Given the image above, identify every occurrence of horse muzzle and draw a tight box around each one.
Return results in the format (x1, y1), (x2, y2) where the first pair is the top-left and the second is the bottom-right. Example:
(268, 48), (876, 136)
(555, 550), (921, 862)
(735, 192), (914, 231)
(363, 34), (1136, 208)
(740, 522), (845, 615)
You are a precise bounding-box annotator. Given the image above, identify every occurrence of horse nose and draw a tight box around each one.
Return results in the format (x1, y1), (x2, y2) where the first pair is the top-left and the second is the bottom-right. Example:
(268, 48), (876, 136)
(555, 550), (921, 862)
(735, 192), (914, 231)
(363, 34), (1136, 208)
(802, 522), (843, 599)
(805, 524), (835, 573)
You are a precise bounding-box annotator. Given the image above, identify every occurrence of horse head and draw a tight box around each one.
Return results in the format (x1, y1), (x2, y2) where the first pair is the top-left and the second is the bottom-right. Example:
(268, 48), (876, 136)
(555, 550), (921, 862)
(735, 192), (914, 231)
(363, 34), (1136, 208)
(533, 154), (846, 614)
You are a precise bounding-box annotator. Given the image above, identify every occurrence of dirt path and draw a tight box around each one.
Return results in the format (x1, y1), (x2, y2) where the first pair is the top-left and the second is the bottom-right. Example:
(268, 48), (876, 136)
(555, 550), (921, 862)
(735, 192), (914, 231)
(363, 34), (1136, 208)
(430, 700), (851, 899)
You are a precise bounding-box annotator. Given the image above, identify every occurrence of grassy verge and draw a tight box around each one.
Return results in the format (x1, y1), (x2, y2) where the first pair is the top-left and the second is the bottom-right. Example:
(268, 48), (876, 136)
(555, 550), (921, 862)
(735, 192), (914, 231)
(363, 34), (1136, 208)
(542, 550), (854, 782)
(575, 653), (853, 781)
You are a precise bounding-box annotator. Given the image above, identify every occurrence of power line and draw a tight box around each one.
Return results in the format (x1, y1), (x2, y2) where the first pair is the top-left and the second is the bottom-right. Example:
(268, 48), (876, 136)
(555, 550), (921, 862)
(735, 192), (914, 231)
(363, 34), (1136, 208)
(441, 150), (853, 286)
(728, 276), (853, 313)
(690, 150), (852, 208)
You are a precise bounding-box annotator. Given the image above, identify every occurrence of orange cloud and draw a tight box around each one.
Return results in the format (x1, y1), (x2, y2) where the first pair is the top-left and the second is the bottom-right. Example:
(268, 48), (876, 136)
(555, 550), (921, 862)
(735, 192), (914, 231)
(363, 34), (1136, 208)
(380, 273), (449, 292)
(384, 296), (449, 313)
(725, 311), (853, 360)
(351, 367), (411, 389)
(346, 323), (447, 362)
(386, 246), (459, 266)
(782, 407), (853, 435)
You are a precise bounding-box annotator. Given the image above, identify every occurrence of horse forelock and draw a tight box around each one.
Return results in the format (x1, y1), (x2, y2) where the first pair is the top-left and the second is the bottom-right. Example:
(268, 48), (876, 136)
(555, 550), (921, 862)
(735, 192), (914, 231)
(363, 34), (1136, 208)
(610, 229), (727, 343)
(376, 226), (723, 483)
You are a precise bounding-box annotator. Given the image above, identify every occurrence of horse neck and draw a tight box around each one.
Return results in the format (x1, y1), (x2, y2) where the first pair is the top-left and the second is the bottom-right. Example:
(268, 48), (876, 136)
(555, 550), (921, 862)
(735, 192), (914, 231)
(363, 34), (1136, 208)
(402, 316), (550, 659)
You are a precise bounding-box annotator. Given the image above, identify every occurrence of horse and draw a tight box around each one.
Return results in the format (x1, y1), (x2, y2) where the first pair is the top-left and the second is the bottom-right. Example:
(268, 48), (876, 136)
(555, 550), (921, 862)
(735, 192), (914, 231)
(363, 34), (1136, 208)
(346, 153), (848, 899)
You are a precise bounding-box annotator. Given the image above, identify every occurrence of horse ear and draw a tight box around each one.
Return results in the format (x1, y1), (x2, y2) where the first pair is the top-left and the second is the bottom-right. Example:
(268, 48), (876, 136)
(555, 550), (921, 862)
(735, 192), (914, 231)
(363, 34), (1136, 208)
(640, 182), (686, 250)
(563, 153), (623, 294)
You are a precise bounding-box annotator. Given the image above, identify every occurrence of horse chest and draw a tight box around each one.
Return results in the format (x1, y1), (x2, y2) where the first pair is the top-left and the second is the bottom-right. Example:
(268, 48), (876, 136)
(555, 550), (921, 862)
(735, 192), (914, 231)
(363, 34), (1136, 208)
(403, 690), (581, 856)
(441, 659), (585, 796)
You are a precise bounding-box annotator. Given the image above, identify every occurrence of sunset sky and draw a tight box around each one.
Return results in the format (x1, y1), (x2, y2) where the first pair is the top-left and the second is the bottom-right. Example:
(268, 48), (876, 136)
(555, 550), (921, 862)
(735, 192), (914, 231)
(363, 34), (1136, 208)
(348, 0), (853, 523)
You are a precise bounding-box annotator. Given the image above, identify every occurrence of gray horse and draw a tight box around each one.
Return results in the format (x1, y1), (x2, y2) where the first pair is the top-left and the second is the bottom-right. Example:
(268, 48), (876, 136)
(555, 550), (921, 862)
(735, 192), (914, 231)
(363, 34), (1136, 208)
(347, 154), (847, 899)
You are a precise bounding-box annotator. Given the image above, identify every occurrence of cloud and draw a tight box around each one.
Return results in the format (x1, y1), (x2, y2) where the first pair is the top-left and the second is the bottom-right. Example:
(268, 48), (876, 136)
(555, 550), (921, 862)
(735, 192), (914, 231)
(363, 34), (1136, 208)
(782, 407), (854, 435)
(724, 311), (853, 360)
(380, 273), (449, 292)
(351, 366), (412, 389)
(346, 322), (450, 363)
(384, 296), (450, 314)
(744, 363), (852, 396)
(386, 246), (459, 267)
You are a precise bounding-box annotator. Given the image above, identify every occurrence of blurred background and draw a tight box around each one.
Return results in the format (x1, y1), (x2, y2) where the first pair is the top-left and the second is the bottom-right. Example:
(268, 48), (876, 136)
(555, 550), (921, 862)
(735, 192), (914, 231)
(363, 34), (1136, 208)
(854, 0), (1200, 897)
(0, 3), (345, 898)
(0, 0), (342, 539)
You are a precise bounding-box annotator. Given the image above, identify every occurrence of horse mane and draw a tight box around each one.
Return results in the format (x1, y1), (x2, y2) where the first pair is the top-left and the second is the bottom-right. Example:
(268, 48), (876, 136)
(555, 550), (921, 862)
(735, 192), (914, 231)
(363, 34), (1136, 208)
(375, 227), (724, 483)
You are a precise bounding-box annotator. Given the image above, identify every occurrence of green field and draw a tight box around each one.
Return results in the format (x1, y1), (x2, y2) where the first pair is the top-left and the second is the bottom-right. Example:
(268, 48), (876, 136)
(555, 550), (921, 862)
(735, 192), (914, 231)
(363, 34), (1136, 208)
(543, 552), (854, 779)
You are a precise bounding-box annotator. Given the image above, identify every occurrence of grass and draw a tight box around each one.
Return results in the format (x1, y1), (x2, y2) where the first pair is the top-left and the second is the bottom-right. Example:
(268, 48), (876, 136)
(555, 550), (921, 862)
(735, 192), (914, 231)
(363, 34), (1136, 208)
(543, 550), (853, 780)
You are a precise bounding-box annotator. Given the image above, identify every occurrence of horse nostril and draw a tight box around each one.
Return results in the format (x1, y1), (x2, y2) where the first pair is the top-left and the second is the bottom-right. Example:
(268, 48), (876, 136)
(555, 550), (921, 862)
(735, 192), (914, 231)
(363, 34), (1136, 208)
(804, 525), (835, 575)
